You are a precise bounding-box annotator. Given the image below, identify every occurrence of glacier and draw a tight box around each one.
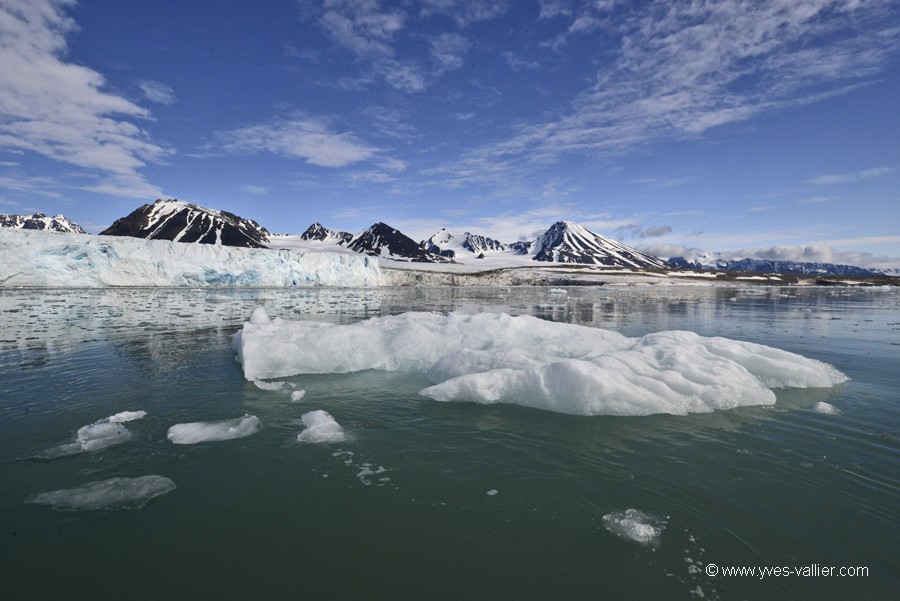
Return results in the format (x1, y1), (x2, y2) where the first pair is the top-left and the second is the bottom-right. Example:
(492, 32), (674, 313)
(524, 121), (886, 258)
(233, 310), (849, 416)
(0, 228), (384, 287)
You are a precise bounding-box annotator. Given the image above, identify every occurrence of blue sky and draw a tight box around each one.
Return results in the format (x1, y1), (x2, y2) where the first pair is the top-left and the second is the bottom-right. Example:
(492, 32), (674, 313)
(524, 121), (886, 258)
(1, 0), (899, 268)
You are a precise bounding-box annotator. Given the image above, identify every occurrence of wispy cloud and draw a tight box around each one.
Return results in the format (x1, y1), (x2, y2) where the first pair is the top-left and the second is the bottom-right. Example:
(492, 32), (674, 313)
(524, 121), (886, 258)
(214, 115), (379, 167)
(806, 166), (895, 186)
(308, 0), (500, 92)
(0, 0), (169, 199)
(240, 184), (269, 195)
(138, 80), (177, 105)
(434, 0), (900, 187)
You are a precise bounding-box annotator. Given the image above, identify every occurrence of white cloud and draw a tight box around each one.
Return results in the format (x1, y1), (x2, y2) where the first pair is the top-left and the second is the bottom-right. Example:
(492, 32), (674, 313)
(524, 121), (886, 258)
(138, 80), (177, 105)
(806, 166), (895, 186)
(430, 33), (468, 72)
(215, 115), (379, 167)
(640, 240), (900, 271)
(0, 0), (169, 199)
(436, 0), (900, 187)
(420, 0), (510, 27)
(240, 184), (269, 195)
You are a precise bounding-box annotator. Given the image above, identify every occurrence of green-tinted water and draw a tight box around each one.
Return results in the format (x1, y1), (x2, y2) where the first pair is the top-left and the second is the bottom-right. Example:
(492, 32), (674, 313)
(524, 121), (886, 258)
(2, 286), (898, 600)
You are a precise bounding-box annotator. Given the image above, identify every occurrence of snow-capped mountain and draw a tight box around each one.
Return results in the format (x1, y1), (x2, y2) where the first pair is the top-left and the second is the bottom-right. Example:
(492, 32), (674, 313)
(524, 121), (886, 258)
(668, 256), (883, 276)
(421, 229), (507, 259)
(299, 222), (352, 244)
(1, 212), (86, 234)
(532, 221), (669, 269)
(101, 199), (270, 248)
(346, 222), (451, 262)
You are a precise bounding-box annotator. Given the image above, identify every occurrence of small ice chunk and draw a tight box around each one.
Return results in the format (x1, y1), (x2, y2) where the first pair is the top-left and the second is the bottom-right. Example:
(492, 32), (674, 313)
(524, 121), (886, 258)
(105, 410), (147, 423)
(167, 414), (261, 444)
(297, 410), (347, 444)
(814, 401), (840, 414)
(75, 422), (132, 452)
(290, 390), (306, 402)
(602, 509), (665, 545)
(253, 379), (284, 391)
(26, 475), (176, 511)
(249, 306), (270, 325)
(486, 489), (498, 496)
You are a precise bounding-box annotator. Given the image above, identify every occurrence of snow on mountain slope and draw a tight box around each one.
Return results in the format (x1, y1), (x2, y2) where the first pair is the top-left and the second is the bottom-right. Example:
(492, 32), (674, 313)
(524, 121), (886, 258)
(532, 221), (669, 269)
(0, 212), (86, 234)
(422, 229), (506, 259)
(299, 222), (353, 244)
(346, 222), (451, 262)
(667, 254), (883, 276)
(101, 199), (270, 248)
(0, 229), (383, 287)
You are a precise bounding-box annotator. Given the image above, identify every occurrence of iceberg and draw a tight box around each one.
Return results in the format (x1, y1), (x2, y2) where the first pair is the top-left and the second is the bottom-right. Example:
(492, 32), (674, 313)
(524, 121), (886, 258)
(233, 311), (849, 416)
(0, 228), (383, 287)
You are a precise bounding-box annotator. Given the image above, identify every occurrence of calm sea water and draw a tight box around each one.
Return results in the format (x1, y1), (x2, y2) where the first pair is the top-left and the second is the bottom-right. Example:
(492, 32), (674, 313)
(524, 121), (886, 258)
(1, 285), (898, 600)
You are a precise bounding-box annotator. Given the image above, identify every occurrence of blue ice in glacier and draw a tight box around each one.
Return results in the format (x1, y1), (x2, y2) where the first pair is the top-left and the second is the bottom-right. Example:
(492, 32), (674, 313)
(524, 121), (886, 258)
(0, 229), (383, 287)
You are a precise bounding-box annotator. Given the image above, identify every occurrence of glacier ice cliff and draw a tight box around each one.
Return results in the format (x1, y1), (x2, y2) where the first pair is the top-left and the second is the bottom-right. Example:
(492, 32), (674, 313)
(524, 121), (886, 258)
(0, 229), (384, 287)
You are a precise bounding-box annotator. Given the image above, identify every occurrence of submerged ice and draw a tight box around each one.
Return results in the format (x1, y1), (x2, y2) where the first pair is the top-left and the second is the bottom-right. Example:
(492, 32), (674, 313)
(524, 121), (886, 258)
(234, 311), (848, 416)
(26, 475), (176, 511)
(602, 509), (665, 545)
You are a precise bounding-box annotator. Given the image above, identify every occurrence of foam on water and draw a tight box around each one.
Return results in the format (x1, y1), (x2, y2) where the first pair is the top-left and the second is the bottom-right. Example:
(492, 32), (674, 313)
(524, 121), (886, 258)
(602, 509), (666, 545)
(26, 475), (176, 511)
(297, 410), (347, 443)
(167, 414), (261, 444)
(234, 311), (849, 416)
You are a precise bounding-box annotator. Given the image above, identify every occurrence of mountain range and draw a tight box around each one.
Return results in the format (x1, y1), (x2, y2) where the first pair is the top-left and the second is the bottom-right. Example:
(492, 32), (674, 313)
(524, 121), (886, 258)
(0, 212), (85, 234)
(3, 199), (890, 276)
(667, 256), (883, 277)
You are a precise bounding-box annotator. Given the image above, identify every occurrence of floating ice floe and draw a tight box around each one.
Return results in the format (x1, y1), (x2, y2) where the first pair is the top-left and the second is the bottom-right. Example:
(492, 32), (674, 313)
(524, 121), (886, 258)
(814, 401), (841, 415)
(167, 414), (261, 444)
(26, 475), (176, 511)
(297, 410), (347, 443)
(602, 509), (665, 545)
(37, 411), (146, 458)
(290, 390), (307, 402)
(234, 311), (848, 416)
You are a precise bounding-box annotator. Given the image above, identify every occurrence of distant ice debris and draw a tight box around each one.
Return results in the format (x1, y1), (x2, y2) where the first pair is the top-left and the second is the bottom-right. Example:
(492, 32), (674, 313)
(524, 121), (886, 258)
(290, 390), (307, 402)
(26, 475), (176, 511)
(814, 401), (841, 415)
(602, 509), (665, 545)
(234, 311), (849, 417)
(487, 489), (498, 496)
(166, 414), (261, 444)
(297, 410), (347, 443)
